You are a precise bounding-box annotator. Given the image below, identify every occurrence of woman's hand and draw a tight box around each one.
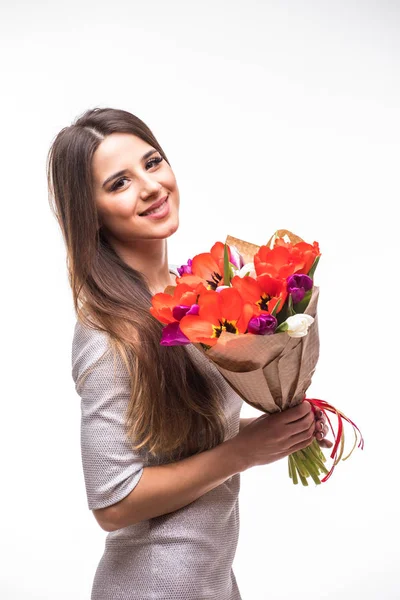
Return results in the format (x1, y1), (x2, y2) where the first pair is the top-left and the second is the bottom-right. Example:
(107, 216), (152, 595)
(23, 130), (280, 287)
(233, 401), (332, 470)
(313, 409), (333, 448)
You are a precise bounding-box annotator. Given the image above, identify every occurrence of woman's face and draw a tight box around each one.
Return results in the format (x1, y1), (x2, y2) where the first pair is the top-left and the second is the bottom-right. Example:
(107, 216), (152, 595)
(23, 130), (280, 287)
(92, 133), (180, 244)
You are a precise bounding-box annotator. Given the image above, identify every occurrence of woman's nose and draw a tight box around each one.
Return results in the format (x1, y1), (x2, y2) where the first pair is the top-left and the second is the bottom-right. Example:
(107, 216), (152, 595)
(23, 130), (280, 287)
(138, 172), (162, 198)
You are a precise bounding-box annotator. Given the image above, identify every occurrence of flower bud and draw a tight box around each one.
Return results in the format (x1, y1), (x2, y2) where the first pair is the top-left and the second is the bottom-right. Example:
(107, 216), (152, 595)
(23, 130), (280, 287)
(284, 314), (314, 337)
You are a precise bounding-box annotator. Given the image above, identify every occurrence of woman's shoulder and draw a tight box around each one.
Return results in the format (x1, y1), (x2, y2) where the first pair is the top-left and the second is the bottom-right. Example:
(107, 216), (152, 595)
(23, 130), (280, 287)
(72, 264), (179, 385)
(71, 320), (112, 386)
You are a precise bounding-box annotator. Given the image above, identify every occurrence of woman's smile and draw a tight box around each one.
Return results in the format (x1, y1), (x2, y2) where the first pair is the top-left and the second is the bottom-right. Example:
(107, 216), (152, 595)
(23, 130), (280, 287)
(139, 195), (170, 218)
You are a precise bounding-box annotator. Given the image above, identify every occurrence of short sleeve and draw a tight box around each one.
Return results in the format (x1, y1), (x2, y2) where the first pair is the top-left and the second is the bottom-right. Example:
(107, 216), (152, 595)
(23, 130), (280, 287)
(71, 321), (145, 511)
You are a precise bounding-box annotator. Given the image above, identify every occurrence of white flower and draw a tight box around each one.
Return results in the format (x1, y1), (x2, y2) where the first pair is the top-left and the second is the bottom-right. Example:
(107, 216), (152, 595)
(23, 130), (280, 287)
(235, 262), (256, 278)
(284, 314), (314, 337)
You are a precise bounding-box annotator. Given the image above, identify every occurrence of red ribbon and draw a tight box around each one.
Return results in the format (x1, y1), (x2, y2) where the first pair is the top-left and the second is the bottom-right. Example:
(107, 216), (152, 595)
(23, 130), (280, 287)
(303, 396), (364, 482)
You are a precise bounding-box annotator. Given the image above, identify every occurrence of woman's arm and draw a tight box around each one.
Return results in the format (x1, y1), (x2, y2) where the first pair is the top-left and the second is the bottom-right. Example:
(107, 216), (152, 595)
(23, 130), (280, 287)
(239, 417), (257, 432)
(96, 405), (324, 532)
(97, 417), (261, 531)
(98, 418), (259, 531)
(94, 436), (247, 532)
(73, 323), (249, 533)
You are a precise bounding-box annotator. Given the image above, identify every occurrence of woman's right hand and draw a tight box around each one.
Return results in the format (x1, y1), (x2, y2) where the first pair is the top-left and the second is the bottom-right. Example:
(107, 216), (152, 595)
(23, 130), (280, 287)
(232, 401), (317, 470)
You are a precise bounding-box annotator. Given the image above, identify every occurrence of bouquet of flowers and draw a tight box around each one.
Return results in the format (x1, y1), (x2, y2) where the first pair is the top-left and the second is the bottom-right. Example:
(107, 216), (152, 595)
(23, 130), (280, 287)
(150, 229), (364, 485)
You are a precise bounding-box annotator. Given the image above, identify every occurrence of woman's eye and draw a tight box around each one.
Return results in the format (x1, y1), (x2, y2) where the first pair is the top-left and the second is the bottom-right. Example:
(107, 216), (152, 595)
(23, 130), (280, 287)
(111, 177), (129, 191)
(146, 156), (163, 169)
(110, 156), (163, 191)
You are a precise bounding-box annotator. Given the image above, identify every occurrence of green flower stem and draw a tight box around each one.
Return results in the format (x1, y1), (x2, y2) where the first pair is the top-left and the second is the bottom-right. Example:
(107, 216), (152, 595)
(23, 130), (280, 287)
(297, 467), (309, 486)
(307, 442), (329, 474)
(288, 441), (331, 485)
(292, 454), (312, 486)
(294, 453), (315, 484)
(297, 451), (322, 485)
(311, 438), (327, 462)
(298, 449), (321, 477)
(292, 453), (309, 479)
(308, 438), (326, 461)
(289, 455), (299, 484)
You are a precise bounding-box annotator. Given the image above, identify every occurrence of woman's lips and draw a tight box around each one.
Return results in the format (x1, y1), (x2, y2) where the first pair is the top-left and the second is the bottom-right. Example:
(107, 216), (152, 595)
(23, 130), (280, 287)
(140, 195), (168, 216)
(139, 196), (170, 219)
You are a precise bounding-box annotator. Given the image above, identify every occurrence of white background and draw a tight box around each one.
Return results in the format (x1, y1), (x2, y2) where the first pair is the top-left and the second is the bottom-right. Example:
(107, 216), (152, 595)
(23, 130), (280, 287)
(1, 1), (398, 598)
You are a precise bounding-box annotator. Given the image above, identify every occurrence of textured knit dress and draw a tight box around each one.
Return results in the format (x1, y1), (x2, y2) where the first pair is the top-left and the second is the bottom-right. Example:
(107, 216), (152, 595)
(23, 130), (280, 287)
(71, 265), (244, 600)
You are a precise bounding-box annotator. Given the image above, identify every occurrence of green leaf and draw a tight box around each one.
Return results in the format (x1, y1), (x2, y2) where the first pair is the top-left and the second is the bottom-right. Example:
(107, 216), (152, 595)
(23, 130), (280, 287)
(288, 294), (296, 316)
(275, 301), (289, 326)
(224, 244), (231, 286)
(293, 288), (312, 313)
(229, 262), (236, 282)
(270, 298), (281, 316)
(275, 321), (289, 333)
(307, 255), (320, 280)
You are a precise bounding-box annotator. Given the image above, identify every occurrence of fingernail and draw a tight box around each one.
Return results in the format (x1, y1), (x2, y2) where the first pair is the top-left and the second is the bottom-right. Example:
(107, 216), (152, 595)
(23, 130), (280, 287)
(318, 411), (323, 418)
(319, 421), (324, 430)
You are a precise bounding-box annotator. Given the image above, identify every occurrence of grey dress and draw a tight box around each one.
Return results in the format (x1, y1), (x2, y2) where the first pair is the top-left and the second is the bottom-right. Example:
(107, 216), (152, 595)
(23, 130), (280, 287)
(71, 265), (244, 600)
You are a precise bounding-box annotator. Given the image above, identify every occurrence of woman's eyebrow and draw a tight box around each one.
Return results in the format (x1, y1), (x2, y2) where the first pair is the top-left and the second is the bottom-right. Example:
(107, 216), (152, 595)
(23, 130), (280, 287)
(102, 148), (158, 188)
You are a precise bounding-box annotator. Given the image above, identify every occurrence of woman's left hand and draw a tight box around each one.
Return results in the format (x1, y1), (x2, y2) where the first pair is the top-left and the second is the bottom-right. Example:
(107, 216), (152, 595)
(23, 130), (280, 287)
(314, 410), (333, 449)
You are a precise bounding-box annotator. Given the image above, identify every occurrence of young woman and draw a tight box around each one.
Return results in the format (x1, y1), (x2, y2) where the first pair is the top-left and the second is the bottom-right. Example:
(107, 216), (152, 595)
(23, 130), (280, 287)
(47, 107), (331, 600)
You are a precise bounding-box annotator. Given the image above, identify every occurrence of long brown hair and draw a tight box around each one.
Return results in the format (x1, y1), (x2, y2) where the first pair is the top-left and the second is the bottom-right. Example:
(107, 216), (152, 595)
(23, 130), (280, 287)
(47, 107), (228, 462)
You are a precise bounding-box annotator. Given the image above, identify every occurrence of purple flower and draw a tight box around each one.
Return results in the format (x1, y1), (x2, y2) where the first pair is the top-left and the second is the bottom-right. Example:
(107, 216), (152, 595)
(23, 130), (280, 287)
(247, 313), (278, 335)
(160, 321), (191, 346)
(172, 303), (200, 321)
(177, 258), (193, 276)
(287, 274), (313, 304)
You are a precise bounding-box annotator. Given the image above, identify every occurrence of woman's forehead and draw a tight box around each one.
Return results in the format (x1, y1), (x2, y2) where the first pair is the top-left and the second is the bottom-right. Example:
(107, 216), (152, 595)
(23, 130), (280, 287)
(92, 133), (156, 179)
